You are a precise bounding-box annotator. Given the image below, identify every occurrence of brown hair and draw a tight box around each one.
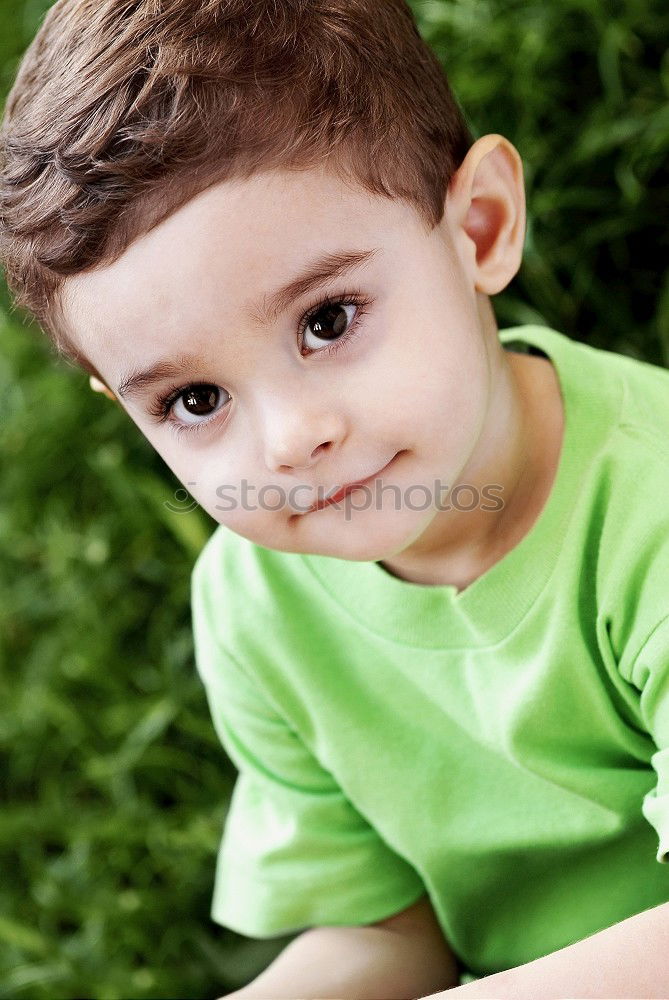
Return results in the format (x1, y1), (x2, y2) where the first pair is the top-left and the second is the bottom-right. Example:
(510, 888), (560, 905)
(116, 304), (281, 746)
(0, 0), (474, 379)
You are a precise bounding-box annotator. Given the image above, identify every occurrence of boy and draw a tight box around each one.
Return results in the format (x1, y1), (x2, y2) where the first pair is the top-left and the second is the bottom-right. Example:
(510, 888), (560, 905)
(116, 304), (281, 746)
(1, 0), (668, 996)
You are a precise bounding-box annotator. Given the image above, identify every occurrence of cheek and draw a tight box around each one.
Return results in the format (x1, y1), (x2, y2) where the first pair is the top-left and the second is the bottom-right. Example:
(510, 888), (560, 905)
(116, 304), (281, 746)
(143, 432), (197, 485)
(133, 429), (225, 518)
(137, 421), (280, 527)
(194, 462), (289, 528)
(410, 335), (489, 461)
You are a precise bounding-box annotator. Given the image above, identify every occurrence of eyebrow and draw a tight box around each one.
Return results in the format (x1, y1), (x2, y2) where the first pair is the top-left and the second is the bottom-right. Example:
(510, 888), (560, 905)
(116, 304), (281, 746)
(116, 247), (379, 400)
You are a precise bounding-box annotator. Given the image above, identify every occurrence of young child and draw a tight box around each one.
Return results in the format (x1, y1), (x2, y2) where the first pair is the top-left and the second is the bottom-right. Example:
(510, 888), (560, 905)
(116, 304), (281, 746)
(2, 1), (668, 997)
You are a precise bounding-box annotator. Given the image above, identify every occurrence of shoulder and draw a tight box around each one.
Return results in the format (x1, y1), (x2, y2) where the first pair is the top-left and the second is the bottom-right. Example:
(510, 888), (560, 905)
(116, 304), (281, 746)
(595, 347), (669, 525)
(592, 376), (669, 670)
(550, 330), (669, 563)
(190, 524), (321, 652)
(555, 332), (669, 524)
(530, 334), (669, 667)
(191, 523), (238, 615)
(192, 523), (312, 599)
(503, 326), (669, 433)
(608, 345), (669, 456)
(191, 522), (266, 595)
(503, 325), (669, 467)
(504, 332), (669, 683)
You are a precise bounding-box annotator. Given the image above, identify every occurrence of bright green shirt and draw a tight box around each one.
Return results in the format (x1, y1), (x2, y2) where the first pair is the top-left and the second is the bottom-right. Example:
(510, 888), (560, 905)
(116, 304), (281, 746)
(191, 325), (669, 979)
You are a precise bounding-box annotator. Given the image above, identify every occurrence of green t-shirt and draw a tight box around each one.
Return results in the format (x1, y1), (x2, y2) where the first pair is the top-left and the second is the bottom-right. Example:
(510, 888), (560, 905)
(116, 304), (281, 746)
(191, 325), (669, 979)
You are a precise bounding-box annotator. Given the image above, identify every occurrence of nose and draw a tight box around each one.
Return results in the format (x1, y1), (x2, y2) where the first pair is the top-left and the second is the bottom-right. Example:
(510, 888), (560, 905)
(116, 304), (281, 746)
(271, 440), (333, 475)
(261, 394), (346, 475)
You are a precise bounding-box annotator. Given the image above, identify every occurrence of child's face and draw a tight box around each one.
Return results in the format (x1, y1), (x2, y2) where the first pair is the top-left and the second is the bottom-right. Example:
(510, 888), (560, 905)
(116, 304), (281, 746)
(62, 159), (511, 565)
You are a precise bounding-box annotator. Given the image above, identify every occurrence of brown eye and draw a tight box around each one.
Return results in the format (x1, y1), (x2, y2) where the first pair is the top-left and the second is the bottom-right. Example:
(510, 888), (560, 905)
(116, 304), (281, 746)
(302, 303), (356, 352)
(171, 384), (229, 426)
(182, 385), (220, 415)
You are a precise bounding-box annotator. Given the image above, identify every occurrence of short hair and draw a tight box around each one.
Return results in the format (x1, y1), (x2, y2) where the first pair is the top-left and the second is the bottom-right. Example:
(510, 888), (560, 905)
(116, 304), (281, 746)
(0, 0), (474, 378)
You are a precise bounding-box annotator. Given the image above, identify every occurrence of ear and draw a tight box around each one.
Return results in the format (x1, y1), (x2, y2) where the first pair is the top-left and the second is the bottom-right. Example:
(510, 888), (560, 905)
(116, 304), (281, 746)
(444, 134), (526, 295)
(89, 375), (118, 402)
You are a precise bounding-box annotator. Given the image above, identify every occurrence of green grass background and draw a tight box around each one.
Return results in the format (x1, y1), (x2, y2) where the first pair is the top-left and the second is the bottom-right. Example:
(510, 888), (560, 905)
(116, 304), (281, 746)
(1, 0), (667, 997)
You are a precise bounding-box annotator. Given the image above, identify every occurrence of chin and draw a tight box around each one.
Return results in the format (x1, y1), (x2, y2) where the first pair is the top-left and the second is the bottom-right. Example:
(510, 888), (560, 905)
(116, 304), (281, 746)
(288, 506), (433, 563)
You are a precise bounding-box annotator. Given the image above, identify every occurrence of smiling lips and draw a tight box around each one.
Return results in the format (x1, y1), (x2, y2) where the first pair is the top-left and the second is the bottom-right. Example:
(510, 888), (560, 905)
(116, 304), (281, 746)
(307, 454), (398, 513)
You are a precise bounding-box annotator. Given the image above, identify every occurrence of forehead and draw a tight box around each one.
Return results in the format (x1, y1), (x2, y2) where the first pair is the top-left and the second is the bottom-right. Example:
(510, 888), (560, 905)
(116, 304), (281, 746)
(61, 165), (426, 374)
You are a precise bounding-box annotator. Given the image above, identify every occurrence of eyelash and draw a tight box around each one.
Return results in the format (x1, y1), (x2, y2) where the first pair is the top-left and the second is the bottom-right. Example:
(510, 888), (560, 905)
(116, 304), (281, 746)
(148, 288), (372, 438)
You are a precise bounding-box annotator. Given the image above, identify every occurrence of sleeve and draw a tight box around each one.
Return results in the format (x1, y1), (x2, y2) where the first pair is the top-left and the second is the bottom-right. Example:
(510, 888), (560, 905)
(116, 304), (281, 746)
(621, 614), (669, 864)
(190, 556), (426, 938)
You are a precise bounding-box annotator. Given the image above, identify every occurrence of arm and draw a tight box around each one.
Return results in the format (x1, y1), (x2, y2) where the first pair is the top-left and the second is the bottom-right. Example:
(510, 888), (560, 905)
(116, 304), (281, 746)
(422, 900), (669, 999)
(222, 894), (460, 1000)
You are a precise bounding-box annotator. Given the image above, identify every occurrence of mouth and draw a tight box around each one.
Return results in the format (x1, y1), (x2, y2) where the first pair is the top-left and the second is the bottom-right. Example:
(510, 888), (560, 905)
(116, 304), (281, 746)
(305, 452), (400, 514)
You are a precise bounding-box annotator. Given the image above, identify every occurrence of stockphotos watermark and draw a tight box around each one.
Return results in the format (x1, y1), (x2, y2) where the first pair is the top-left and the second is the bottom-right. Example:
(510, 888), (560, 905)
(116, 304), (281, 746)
(164, 479), (505, 521)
